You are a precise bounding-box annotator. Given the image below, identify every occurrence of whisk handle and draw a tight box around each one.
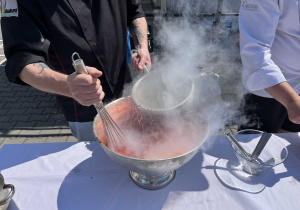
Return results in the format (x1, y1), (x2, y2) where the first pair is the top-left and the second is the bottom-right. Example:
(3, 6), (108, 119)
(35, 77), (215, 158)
(94, 101), (104, 109)
(71, 52), (104, 109)
(72, 52), (89, 74)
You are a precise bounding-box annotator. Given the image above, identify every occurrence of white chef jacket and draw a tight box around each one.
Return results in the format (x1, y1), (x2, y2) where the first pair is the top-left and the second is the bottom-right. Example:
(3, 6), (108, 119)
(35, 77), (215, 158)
(239, 0), (300, 98)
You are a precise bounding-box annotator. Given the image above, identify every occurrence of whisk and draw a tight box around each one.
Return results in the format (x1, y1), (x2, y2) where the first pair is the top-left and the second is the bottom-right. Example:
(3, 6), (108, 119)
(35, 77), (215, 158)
(71, 52), (126, 151)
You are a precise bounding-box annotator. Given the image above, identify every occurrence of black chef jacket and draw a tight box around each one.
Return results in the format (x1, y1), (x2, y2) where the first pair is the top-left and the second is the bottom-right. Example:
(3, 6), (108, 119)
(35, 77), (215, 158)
(1, 0), (145, 122)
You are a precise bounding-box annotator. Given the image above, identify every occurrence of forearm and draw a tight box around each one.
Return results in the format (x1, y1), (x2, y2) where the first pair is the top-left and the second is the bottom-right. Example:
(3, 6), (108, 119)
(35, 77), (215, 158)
(129, 17), (151, 71)
(129, 17), (148, 50)
(265, 82), (300, 108)
(266, 82), (300, 124)
(19, 63), (72, 97)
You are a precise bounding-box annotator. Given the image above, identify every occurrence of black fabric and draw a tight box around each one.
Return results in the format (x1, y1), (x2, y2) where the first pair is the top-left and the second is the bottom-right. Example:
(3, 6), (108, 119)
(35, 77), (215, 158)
(239, 93), (300, 133)
(1, 0), (144, 122)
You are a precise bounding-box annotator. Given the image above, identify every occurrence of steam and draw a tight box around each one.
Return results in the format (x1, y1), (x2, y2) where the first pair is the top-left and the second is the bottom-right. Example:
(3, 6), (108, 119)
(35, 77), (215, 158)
(117, 1), (250, 158)
(122, 114), (208, 159)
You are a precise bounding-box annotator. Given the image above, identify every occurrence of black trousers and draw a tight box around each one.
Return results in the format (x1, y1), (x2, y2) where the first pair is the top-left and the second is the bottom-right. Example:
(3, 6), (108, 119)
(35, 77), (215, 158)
(239, 93), (300, 133)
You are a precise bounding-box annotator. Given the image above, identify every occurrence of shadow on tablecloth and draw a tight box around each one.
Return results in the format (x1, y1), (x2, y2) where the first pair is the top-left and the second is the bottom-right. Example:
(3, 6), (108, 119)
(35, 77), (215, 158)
(57, 142), (209, 210)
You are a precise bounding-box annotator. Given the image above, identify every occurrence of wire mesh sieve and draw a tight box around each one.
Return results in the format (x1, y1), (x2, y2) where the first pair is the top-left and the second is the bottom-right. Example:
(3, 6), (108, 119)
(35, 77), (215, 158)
(131, 70), (194, 114)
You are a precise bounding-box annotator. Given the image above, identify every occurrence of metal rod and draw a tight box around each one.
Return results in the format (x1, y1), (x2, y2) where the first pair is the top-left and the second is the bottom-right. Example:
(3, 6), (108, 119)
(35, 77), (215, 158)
(225, 132), (250, 159)
(250, 132), (272, 161)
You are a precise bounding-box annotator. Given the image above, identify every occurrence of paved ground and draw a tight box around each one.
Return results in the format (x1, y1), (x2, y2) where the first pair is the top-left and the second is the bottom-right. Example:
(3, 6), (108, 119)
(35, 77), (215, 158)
(0, 63), (76, 147)
(0, 26), (76, 147)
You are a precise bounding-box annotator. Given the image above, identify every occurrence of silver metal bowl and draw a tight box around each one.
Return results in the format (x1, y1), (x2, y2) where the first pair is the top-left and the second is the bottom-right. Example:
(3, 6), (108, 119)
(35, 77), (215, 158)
(93, 97), (210, 190)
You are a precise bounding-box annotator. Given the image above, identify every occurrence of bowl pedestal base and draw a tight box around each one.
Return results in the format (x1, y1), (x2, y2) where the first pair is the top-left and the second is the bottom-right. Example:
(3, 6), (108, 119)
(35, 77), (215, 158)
(129, 171), (176, 190)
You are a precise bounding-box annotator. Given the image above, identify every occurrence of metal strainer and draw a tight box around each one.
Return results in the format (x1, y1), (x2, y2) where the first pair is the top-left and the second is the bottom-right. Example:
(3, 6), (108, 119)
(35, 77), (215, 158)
(130, 50), (220, 117)
(130, 49), (193, 114)
(132, 70), (194, 114)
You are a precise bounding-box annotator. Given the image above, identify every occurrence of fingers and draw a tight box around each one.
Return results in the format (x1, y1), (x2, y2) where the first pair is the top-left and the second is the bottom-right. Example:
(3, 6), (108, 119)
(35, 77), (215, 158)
(131, 50), (152, 74)
(138, 55), (146, 71)
(71, 66), (102, 85)
(76, 88), (105, 106)
(68, 66), (104, 106)
(69, 73), (97, 85)
(139, 56), (151, 73)
(131, 53), (140, 71)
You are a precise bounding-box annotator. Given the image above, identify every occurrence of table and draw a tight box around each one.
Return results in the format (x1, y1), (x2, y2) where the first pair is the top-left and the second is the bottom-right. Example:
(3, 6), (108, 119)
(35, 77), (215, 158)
(0, 133), (299, 210)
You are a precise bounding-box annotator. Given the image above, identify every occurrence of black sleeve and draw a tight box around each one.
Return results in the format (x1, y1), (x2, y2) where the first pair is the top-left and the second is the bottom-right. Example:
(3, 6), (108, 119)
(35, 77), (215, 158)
(127, 0), (145, 26)
(1, 2), (50, 85)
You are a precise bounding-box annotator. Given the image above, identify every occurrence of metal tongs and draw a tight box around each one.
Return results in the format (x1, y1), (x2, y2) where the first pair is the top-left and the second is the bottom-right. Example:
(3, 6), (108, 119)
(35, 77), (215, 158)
(225, 131), (272, 161)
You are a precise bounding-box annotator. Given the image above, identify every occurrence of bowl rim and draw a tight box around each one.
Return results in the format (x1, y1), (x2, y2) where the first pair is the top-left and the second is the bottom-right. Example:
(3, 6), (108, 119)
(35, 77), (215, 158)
(93, 97), (210, 162)
(230, 129), (274, 167)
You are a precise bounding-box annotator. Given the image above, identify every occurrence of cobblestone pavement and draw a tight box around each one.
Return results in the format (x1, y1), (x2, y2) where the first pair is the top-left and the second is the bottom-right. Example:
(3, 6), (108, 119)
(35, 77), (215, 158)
(0, 63), (76, 146)
(0, 65), (76, 147)
(0, 26), (76, 148)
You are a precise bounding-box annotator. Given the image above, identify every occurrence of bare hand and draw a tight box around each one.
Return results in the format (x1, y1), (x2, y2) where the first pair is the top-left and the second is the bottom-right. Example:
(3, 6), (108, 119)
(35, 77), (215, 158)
(67, 66), (105, 106)
(286, 99), (300, 124)
(266, 82), (300, 125)
(131, 48), (151, 73)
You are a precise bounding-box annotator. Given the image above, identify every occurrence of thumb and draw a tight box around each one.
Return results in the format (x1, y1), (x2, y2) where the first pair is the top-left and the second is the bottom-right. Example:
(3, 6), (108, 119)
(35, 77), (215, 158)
(86, 66), (103, 78)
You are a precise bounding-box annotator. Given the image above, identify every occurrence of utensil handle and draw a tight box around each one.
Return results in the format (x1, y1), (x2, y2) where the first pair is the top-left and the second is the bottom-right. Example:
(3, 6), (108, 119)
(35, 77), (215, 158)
(72, 52), (89, 75)
(225, 132), (250, 159)
(0, 184), (15, 205)
(71, 52), (103, 109)
(251, 132), (272, 160)
(143, 65), (150, 74)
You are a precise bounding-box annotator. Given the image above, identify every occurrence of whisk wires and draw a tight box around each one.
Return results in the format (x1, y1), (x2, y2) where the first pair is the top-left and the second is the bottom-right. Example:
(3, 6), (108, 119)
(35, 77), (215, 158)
(97, 103), (126, 151)
(71, 52), (126, 150)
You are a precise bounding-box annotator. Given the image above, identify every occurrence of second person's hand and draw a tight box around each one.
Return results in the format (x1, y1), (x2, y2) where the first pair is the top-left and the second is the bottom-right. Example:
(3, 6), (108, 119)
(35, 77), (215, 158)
(131, 48), (151, 74)
(286, 99), (300, 124)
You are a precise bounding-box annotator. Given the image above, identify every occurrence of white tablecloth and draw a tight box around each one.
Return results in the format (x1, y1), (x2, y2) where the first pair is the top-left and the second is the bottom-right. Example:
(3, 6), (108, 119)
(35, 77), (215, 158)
(0, 133), (299, 210)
